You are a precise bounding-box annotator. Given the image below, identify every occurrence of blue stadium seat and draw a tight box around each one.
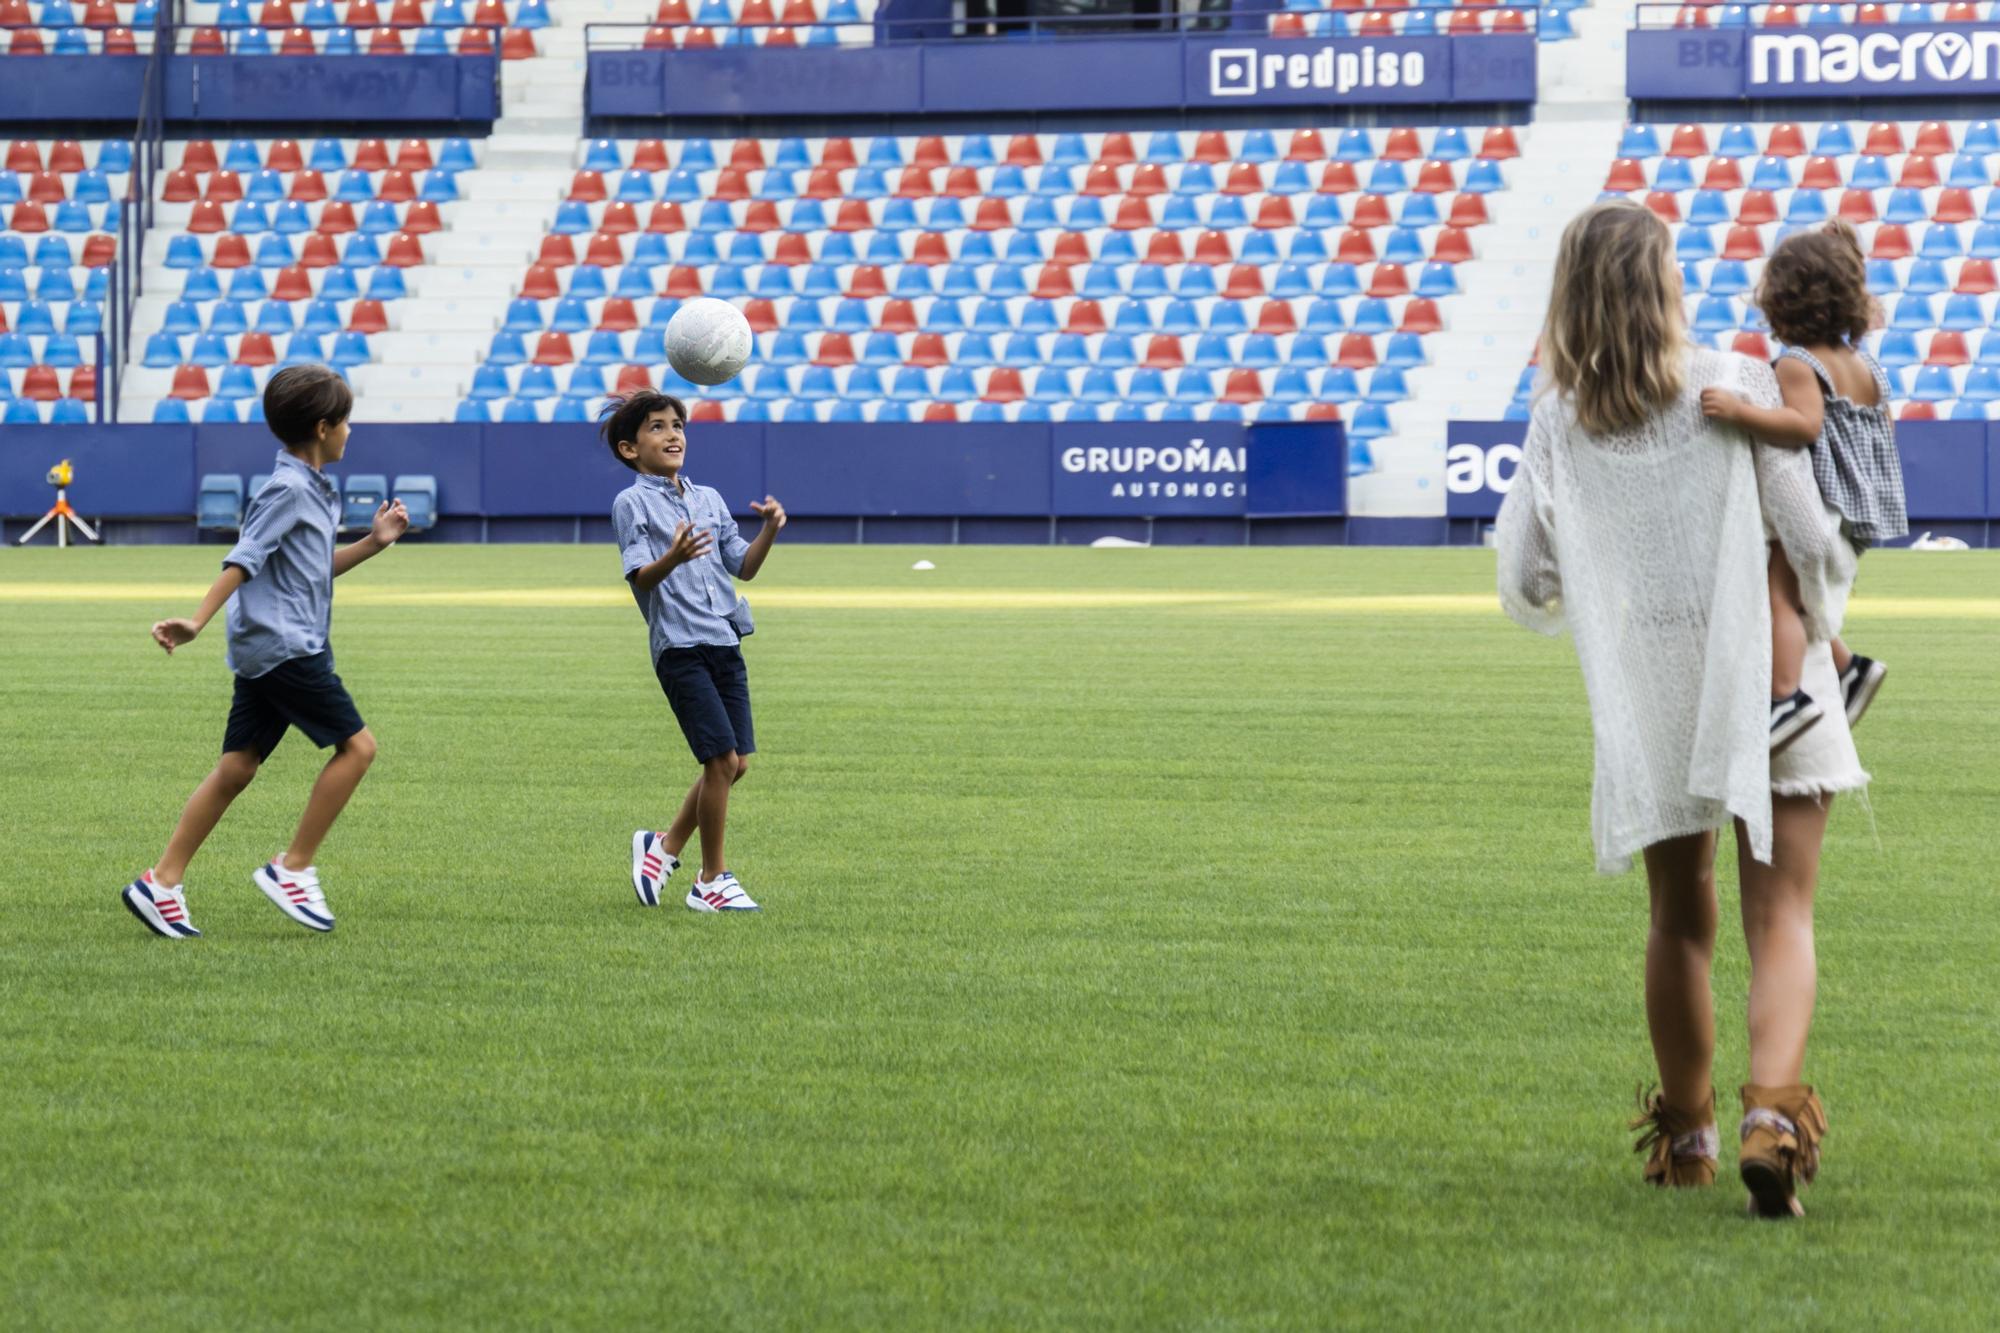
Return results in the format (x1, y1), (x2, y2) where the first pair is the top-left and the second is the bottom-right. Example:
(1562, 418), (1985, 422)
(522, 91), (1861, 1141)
(340, 474), (387, 531)
(198, 474), (246, 531)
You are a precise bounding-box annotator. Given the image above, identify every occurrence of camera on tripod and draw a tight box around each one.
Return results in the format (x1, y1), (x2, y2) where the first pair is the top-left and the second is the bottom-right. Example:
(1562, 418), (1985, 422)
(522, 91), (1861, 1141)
(17, 457), (99, 548)
(46, 459), (74, 488)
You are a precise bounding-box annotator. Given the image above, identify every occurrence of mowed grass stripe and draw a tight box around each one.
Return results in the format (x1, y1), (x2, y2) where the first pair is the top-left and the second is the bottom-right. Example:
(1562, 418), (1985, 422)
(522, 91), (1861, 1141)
(3, 580), (1998, 618)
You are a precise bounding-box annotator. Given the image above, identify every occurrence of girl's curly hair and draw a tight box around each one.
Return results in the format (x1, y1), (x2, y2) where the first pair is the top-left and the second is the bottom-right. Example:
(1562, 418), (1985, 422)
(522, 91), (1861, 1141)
(1756, 221), (1873, 350)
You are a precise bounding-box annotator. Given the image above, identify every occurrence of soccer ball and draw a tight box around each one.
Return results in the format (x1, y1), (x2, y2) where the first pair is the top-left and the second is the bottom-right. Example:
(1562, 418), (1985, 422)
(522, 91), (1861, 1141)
(664, 298), (753, 387)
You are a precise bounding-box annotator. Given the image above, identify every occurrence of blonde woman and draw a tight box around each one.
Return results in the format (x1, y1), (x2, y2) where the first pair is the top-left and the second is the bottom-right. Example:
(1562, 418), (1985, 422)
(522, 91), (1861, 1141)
(1495, 201), (1867, 1218)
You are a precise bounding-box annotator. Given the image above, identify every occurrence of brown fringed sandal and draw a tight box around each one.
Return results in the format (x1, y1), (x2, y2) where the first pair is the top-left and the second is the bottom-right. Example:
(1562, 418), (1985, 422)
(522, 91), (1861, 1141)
(1630, 1086), (1719, 1188)
(1738, 1084), (1827, 1219)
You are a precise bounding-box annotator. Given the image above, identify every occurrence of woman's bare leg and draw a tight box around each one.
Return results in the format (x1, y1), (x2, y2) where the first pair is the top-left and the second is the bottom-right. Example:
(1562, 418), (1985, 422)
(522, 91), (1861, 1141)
(1641, 831), (1719, 1115)
(1735, 797), (1830, 1086)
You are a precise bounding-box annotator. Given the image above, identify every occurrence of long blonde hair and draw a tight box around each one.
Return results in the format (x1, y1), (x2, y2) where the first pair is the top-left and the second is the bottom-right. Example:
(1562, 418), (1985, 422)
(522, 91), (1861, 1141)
(1540, 201), (1686, 437)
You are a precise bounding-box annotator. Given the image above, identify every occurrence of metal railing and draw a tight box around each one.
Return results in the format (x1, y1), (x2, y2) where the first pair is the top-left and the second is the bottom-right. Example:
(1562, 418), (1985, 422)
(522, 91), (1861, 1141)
(105, 1), (172, 422)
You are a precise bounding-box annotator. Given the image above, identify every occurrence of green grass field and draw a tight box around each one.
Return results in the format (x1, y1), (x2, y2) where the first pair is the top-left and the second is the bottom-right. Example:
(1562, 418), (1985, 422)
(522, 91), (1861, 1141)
(2, 543), (1996, 1329)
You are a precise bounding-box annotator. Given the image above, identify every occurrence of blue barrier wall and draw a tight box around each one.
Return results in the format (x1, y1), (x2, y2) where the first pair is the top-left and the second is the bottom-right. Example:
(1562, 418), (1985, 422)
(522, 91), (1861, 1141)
(587, 33), (1537, 118)
(0, 55), (499, 124)
(0, 421), (1345, 541)
(1442, 417), (2000, 546)
(1628, 25), (2000, 101)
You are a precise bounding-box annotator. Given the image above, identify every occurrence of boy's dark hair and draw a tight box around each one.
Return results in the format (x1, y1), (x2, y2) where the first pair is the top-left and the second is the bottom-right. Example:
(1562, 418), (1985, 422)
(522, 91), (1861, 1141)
(597, 391), (689, 471)
(263, 363), (353, 447)
(1757, 220), (1873, 350)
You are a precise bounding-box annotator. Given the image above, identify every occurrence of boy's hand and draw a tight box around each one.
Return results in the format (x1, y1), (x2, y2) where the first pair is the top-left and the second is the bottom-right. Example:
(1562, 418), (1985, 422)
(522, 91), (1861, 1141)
(1699, 387), (1742, 421)
(666, 521), (713, 568)
(371, 499), (410, 546)
(151, 618), (200, 654)
(750, 496), (787, 531)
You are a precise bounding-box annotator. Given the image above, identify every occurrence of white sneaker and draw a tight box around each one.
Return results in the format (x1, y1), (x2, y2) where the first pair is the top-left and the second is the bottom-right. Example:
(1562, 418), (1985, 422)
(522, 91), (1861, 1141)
(631, 829), (680, 907)
(122, 870), (200, 939)
(686, 872), (759, 912)
(253, 859), (335, 932)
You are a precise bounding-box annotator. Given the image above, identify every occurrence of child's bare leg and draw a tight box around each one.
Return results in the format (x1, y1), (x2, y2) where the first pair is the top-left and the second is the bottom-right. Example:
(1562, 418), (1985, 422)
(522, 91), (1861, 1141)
(694, 752), (740, 880)
(663, 773), (704, 859)
(1641, 831), (1719, 1117)
(1769, 546), (1808, 699)
(280, 728), (376, 871)
(153, 750), (262, 885)
(1829, 637), (1853, 673)
(1736, 797), (1829, 1086)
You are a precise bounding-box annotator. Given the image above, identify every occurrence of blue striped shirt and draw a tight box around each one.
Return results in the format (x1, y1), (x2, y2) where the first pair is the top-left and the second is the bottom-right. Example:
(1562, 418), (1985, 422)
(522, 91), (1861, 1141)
(612, 472), (754, 659)
(221, 450), (340, 679)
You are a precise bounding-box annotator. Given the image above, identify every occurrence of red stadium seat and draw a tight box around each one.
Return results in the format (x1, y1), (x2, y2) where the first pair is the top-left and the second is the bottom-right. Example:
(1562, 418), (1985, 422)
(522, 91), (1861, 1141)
(1478, 126), (1519, 159)
(1737, 190), (1777, 225)
(1192, 130), (1230, 163)
(1318, 161), (1359, 194)
(353, 139), (391, 171)
(1766, 123), (1807, 157)
(1304, 403), (1343, 422)
(1956, 259), (1996, 293)
(832, 198), (874, 231)
(1897, 155), (1938, 190)
(912, 136), (950, 168)
(1222, 162), (1262, 195)
(688, 401), (725, 423)
(770, 233), (811, 265)
(1032, 264), (1073, 299)
(741, 299), (776, 333)
(67, 366), (96, 403)
(1605, 158), (1645, 191)
(181, 140), (220, 172)
(982, 368), (1024, 402)
(1414, 160), (1456, 193)
(316, 201), (357, 234)
(1097, 133), (1135, 166)
(370, 26), (407, 53)
(1731, 331), (1770, 359)
(1223, 264), (1264, 299)
(845, 265), (885, 297)
(910, 232), (952, 265)
(1899, 402), (1935, 421)
(520, 263), (562, 298)
(1382, 128), (1424, 161)
(349, 300), (389, 333)
(382, 232), (425, 267)
(170, 367), (211, 400)
(47, 139), (85, 172)
(79, 234), (115, 267)
(1255, 300), (1297, 334)
(237, 333), (277, 367)
(645, 202), (685, 233)
(537, 234), (576, 267)
(908, 334), (949, 367)
(502, 28), (537, 58)
(21, 367), (62, 402)
(1926, 332), (1968, 366)
(893, 166), (933, 198)
(1142, 232), (1185, 265)
(1143, 336), (1184, 368)
(812, 333), (854, 367)
(1870, 225), (1911, 260)
(1005, 135), (1041, 166)
(970, 197), (1012, 230)
(1837, 190), (1876, 224)
(1722, 225), (1763, 259)
(299, 234), (340, 267)
(211, 235), (253, 269)
(1336, 334), (1377, 369)
(728, 138), (764, 169)
(941, 166), (981, 198)
(661, 266), (702, 297)
(1448, 193), (1489, 227)
(1286, 129), (1326, 162)
(1643, 191), (1680, 223)
(1863, 121), (1903, 155)
(1336, 229), (1376, 264)
(1799, 155), (1841, 188)
(616, 365), (654, 396)
(595, 201), (635, 235)
(259, 1), (294, 27)
(103, 27), (137, 54)
(6, 140), (42, 172)
(923, 402), (958, 422)
(631, 140), (669, 171)
(26, 171), (64, 204)
(1936, 188), (1975, 224)
(280, 26), (317, 54)
(1222, 370), (1264, 404)
(1367, 263), (1410, 297)
(1666, 124), (1708, 157)
(1065, 301), (1105, 335)
(290, 168), (328, 201)
(1433, 227), (1474, 263)
(803, 166), (843, 198)
(1349, 194), (1394, 228)
(186, 200), (227, 234)
(1400, 298), (1442, 334)
(584, 233), (624, 267)
(1255, 196), (1296, 229)
(820, 138), (857, 168)
(7, 201), (48, 232)
(1701, 157), (1743, 191)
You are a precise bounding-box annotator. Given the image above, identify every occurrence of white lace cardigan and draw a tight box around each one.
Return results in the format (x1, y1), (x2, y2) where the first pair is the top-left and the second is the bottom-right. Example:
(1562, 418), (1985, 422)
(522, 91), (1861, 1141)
(1496, 348), (1856, 873)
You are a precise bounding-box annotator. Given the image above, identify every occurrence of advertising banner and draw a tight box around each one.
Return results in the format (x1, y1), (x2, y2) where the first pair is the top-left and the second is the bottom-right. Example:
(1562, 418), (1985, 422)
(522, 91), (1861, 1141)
(1628, 25), (2000, 100)
(1443, 419), (1526, 519)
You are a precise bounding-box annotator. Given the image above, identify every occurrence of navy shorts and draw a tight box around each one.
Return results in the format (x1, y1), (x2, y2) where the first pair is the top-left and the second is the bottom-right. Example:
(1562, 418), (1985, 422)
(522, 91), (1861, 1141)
(223, 648), (366, 760)
(654, 644), (755, 764)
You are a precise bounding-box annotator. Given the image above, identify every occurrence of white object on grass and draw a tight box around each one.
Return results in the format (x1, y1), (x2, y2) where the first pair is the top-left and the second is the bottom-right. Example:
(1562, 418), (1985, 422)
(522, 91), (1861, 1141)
(911, 560), (936, 570)
(1909, 531), (1971, 551)
(1089, 536), (1150, 549)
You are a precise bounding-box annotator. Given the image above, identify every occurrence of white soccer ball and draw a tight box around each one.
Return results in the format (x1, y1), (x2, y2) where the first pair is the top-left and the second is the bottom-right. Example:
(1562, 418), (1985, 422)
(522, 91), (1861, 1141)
(664, 298), (753, 387)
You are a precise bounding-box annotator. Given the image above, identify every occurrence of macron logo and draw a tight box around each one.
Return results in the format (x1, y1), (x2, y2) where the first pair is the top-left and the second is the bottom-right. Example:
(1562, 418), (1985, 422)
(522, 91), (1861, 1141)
(1208, 44), (1427, 98)
(1750, 29), (1999, 86)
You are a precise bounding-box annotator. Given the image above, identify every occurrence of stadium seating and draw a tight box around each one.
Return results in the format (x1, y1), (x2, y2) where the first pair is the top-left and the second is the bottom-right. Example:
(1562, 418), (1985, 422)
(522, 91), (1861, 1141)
(1669, 2), (2000, 27)
(340, 471), (386, 528)
(1525, 118), (2000, 422)
(392, 472), (437, 530)
(1268, 0), (1589, 41)
(462, 128), (1519, 433)
(638, 0), (876, 49)
(0, 138), (119, 421)
(117, 135), (478, 422)
(197, 471), (245, 528)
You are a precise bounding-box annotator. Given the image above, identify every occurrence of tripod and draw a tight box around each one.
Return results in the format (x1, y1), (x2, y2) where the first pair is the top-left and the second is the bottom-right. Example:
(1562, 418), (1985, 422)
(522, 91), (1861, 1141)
(16, 486), (101, 548)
